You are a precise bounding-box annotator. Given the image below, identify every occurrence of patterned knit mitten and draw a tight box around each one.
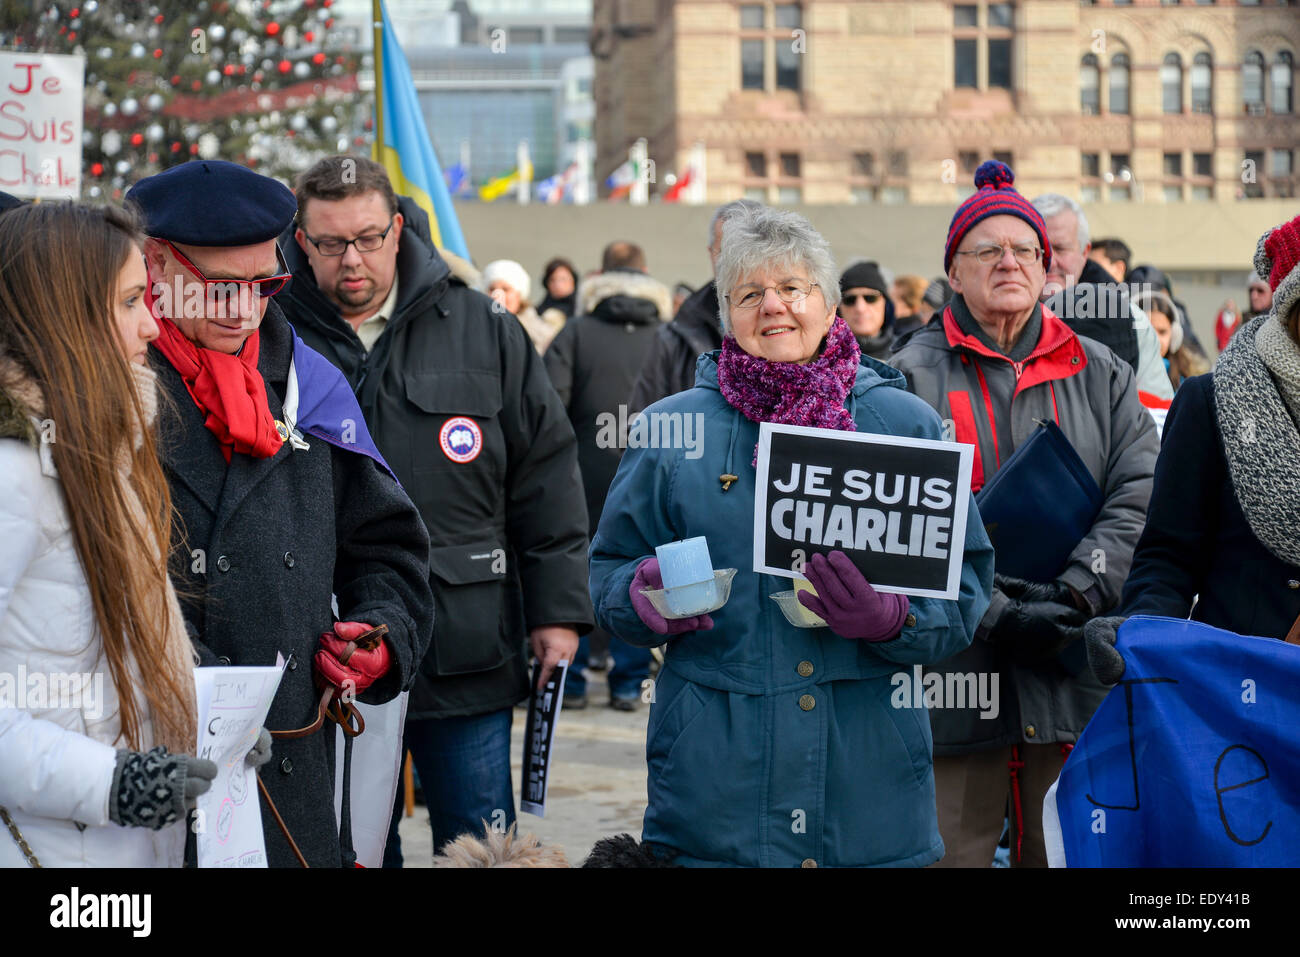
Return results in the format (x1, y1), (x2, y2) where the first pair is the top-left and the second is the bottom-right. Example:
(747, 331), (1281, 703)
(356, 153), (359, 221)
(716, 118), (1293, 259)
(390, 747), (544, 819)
(108, 747), (217, 830)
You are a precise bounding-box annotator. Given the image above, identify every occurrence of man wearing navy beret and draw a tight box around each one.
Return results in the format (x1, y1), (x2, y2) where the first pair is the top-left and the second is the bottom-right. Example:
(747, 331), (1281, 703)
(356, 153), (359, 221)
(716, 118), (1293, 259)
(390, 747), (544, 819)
(127, 160), (435, 868)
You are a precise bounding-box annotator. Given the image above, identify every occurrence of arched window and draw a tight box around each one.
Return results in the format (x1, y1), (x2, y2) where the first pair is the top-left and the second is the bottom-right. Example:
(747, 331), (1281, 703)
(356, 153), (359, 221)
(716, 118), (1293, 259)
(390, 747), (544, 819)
(1243, 50), (1265, 113)
(1191, 52), (1213, 113)
(1274, 51), (1294, 114)
(1162, 52), (1183, 113)
(1109, 53), (1130, 114)
(1081, 54), (1100, 114)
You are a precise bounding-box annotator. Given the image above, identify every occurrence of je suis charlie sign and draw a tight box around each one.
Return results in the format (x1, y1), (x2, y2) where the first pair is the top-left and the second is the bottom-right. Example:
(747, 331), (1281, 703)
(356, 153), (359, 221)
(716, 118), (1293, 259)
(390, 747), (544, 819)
(753, 423), (974, 600)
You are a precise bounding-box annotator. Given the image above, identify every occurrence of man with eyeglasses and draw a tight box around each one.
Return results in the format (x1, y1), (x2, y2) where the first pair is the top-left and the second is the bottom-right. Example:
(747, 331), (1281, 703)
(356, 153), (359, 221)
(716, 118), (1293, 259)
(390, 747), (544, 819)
(126, 160), (435, 868)
(836, 260), (896, 360)
(277, 155), (592, 864)
(890, 161), (1158, 868)
(1032, 193), (1174, 404)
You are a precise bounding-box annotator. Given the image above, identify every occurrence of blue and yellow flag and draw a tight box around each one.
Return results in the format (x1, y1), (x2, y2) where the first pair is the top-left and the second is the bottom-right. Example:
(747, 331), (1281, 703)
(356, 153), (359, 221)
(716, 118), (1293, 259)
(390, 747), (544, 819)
(372, 0), (469, 260)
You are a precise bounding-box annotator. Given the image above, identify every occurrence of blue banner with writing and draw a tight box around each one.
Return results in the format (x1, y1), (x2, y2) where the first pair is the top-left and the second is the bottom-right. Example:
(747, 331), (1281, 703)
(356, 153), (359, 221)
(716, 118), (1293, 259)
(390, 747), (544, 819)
(1047, 616), (1300, 866)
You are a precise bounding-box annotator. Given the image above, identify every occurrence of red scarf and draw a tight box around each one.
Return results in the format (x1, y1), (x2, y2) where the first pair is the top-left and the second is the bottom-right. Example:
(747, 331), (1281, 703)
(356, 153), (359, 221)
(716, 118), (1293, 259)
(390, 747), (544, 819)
(149, 297), (284, 463)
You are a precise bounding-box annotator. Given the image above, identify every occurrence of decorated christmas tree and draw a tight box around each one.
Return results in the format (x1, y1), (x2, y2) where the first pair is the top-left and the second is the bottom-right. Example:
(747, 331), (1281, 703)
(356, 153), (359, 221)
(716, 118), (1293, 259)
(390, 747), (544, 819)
(0, 0), (366, 199)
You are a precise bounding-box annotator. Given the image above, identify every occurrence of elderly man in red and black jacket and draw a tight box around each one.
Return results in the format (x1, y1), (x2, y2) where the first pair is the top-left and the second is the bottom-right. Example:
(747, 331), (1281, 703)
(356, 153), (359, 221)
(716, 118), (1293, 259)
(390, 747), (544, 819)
(890, 161), (1159, 868)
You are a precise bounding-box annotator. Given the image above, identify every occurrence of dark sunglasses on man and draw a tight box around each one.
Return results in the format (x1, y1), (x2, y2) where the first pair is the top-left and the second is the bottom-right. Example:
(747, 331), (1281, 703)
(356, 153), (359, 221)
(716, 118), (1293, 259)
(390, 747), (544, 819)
(842, 291), (883, 307)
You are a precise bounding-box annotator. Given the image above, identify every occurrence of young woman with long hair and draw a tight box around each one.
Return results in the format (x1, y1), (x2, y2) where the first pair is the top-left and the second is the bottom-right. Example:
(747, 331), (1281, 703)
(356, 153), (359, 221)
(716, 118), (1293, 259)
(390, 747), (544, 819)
(0, 201), (215, 867)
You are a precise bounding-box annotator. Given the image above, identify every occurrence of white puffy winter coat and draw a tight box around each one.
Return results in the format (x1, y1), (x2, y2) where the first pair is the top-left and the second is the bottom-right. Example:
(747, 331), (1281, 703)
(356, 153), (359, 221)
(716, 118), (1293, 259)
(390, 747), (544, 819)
(0, 432), (185, 868)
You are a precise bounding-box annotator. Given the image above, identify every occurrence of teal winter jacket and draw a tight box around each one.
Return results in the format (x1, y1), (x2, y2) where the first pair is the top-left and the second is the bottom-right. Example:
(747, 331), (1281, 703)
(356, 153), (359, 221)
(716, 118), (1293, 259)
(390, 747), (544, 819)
(589, 352), (994, 867)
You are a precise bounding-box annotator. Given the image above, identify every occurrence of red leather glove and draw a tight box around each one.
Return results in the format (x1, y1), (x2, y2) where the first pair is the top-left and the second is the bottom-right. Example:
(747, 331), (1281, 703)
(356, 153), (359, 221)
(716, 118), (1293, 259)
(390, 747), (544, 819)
(314, 621), (391, 695)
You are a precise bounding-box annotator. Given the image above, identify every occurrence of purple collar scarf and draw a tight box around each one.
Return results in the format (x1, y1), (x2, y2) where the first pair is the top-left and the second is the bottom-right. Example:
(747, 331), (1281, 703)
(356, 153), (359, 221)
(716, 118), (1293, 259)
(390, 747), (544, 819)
(716, 314), (861, 464)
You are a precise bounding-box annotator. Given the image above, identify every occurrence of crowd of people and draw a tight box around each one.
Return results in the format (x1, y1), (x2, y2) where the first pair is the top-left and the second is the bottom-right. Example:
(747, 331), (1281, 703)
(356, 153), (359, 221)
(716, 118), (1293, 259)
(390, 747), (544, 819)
(0, 152), (1294, 869)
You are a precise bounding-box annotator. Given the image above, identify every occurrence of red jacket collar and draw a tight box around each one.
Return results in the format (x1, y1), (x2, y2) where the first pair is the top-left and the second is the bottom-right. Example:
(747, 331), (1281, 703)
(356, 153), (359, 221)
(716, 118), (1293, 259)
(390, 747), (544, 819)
(942, 302), (1088, 396)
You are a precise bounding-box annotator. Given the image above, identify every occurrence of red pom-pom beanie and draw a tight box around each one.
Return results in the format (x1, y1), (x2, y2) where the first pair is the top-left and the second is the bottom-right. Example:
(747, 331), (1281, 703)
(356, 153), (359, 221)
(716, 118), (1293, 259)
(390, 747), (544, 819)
(944, 160), (1052, 275)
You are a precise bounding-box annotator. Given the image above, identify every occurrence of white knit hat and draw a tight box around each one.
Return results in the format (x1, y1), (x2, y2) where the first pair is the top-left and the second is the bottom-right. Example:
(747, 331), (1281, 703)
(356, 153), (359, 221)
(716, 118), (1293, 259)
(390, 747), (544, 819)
(480, 259), (531, 301)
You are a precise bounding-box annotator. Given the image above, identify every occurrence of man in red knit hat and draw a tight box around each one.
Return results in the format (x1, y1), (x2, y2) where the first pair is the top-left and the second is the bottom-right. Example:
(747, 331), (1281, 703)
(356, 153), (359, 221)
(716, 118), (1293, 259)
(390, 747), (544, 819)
(891, 161), (1159, 867)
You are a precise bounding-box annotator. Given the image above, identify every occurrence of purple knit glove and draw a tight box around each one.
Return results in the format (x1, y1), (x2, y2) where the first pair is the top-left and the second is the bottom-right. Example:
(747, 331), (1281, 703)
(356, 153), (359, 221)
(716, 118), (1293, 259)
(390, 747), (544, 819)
(630, 558), (716, 636)
(797, 551), (909, 642)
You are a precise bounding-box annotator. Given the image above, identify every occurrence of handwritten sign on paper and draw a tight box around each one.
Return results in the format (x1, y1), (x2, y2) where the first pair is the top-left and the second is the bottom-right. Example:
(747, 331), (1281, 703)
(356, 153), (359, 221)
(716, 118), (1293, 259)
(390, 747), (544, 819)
(193, 659), (285, 868)
(0, 53), (84, 199)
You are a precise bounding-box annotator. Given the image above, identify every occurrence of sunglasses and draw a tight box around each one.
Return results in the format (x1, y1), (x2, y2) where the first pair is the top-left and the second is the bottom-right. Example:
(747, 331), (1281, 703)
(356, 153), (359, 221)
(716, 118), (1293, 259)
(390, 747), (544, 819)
(842, 292), (883, 306)
(164, 240), (293, 302)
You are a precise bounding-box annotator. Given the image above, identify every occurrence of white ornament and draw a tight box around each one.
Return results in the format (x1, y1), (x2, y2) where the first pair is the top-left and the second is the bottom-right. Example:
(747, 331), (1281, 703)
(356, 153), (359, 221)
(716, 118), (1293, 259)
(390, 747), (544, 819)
(206, 69), (221, 85)
(88, 185), (102, 198)
(84, 0), (99, 11)
(209, 23), (227, 42)
(293, 61), (310, 78)
(101, 129), (122, 155)
(290, 114), (308, 131)
(146, 123), (165, 142)
(115, 159), (131, 175)
(146, 93), (164, 112)
(121, 98), (138, 115)
(129, 42), (145, 58)
(320, 115), (337, 132)
(198, 132), (220, 160)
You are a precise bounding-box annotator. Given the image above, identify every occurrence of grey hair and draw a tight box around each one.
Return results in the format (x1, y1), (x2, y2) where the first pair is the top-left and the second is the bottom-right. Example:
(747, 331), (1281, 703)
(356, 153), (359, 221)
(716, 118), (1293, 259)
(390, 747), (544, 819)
(708, 198), (765, 247)
(715, 205), (839, 335)
(1031, 193), (1091, 251)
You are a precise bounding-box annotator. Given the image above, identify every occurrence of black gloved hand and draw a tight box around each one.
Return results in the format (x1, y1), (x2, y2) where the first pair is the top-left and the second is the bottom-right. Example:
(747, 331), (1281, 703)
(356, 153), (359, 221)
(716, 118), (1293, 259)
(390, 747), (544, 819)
(995, 574), (1079, 609)
(1084, 616), (1126, 685)
(108, 746), (217, 830)
(990, 596), (1088, 664)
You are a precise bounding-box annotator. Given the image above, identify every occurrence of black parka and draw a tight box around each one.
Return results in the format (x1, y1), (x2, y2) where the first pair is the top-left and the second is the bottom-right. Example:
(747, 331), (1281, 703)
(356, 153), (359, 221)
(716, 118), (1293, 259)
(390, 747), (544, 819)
(544, 269), (672, 535)
(152, 301), (434, 868)
(279, 204), (594, 719)
(627, 280), (722, 415)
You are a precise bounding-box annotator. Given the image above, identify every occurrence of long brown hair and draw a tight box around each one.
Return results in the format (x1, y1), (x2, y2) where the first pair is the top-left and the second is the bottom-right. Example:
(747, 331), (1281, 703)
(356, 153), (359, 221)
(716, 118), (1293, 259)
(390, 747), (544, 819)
(0, 201), (194, 751)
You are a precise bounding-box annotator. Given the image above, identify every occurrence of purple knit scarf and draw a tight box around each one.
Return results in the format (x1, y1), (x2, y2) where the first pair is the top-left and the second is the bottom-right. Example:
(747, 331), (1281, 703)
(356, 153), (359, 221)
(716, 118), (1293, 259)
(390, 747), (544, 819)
(716, 314), (861, 464)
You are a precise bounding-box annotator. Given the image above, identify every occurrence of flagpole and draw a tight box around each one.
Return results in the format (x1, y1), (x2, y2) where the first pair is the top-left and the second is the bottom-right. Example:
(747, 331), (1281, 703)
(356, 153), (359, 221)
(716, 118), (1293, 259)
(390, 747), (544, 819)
(372, 0), (385, 158)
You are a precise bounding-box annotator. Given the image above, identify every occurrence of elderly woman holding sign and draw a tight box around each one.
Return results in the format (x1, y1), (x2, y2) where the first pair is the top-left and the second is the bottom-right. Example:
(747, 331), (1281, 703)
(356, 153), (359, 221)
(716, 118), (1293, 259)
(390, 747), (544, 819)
(589, 206), (993, 867)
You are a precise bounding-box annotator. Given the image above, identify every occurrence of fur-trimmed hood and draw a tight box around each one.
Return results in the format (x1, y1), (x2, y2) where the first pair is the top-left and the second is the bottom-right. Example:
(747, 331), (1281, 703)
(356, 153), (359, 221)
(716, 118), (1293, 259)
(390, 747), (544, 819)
(577, 269), (673, 323)
(0, 355), (45, 444)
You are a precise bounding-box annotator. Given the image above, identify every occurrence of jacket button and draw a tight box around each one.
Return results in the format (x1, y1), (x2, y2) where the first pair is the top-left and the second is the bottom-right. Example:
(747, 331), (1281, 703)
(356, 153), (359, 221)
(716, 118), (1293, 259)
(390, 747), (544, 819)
(1288, 580), (1299, 590)
(905, 613), (917, 628)
(801, 858), (817, 868)
(799, 694), (816, 711)
(1071, 356), (1080, 365)
(284, 551), (295, 568)
(796, 661), (814, 677)
(280, 758), (293, 774)
(216, 655), (231, 666)
(216, 555), (231, 573)
(1025, 725), (1037, 738)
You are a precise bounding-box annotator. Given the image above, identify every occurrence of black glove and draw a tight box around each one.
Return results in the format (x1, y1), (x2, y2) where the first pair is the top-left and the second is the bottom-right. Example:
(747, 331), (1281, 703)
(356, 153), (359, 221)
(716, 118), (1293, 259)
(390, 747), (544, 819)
(988, 593), (1088, 664)
(108, 746), (217, 830)
(1084, 616), (1126, 685)
(995, 574), (1079, 609)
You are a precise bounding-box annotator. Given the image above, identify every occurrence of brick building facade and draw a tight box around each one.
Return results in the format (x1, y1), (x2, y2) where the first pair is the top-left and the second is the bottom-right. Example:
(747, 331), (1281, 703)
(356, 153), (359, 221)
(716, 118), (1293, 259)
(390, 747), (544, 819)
(591, 0), (1300, 204)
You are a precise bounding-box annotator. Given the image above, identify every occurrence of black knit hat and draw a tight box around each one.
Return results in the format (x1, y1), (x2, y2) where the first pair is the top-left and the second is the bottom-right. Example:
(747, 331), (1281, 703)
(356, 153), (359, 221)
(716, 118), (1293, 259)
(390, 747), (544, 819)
(839, 261), (887, 295)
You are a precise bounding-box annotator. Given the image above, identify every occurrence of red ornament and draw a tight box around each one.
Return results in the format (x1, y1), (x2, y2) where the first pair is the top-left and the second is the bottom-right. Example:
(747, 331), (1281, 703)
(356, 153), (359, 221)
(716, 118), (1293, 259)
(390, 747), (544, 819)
(68, 31), (77, 41)
(148, 152), (159, 163)
(312, 52), (325, 65)
(58, 25), (66, 34)
(323, 0), (332, 7)
(324, 18), (333, 27)
(170, 141), (181, 152)
(223, 64), (235, 75)
(363, 118), (373, 131)
(277, 59), (291, 73)
(130, 132), (144, 146)
(90, 162), (103, 176)
(152, 48), (163, 59)
(189, 143), (199, 155)
(170, 74), (180, 85)
(191, 80), (202, 91)
(353, 136), (364, 146)
(286, 130), (295, 138)
(253, 71), (264, 82)
(265, 22), (280, 37)
(303, 30), (314, 42)
(153, 14), (164, 23)
(70, 7), (80, 16)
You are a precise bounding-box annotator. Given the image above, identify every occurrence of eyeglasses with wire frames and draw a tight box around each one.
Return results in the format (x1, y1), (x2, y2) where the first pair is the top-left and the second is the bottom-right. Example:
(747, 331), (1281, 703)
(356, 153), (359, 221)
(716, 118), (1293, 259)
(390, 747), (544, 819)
(953, 243), (1044, 267)
(300, 217), (396, 257)
(164, 240), (292, 303)
(726, 279), (820, 311)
